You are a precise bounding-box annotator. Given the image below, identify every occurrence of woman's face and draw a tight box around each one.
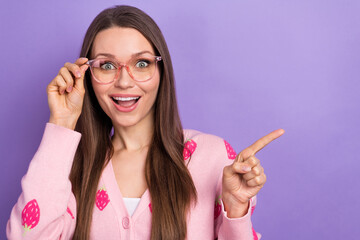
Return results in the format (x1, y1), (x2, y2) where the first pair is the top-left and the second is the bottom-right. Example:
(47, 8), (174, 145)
(90, 27), (160, 129)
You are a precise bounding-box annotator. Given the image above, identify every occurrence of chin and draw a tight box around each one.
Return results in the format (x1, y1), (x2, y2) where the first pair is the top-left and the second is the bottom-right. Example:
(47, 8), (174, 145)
(111, 116), (140, 128)
(111, 110), (154, 129)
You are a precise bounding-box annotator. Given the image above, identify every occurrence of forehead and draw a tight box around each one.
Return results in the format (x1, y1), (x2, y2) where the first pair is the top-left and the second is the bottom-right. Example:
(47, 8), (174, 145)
(91, 27), (155, 59)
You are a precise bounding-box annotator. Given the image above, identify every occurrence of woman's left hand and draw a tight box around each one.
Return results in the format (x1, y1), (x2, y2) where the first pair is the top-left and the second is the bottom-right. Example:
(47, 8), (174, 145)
(222, 129), (285, 218)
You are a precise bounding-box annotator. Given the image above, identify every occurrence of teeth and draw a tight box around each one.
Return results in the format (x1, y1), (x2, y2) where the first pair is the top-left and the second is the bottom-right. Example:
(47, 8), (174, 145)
(112, 96), (140, 101)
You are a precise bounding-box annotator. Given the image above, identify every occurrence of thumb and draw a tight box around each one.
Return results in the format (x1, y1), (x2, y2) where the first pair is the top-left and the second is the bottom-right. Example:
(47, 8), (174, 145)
(232, 161), (252, 174)
(80, 64), (89, 73)
(223, 162), (252, 178)
(74, 64), (89, 93)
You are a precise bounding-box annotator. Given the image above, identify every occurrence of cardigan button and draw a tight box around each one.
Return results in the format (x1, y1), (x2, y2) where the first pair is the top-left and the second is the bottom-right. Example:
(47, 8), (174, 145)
(122, 217), (130, 229)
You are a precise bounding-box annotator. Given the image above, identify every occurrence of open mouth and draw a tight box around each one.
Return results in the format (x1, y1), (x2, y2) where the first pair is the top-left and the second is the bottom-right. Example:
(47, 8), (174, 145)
(111, 96), (141, 108)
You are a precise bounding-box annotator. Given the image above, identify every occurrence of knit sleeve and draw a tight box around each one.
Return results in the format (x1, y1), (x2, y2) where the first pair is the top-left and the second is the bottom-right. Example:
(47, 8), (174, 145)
(214, 139), (261, 240)
(6, 123), (81, 240)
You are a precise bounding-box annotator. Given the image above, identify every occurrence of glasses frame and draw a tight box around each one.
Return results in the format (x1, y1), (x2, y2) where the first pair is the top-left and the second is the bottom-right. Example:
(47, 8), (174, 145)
(86, 55), (162, 84)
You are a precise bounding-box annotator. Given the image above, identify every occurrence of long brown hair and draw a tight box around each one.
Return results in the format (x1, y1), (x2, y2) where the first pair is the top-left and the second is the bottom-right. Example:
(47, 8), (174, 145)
(69, 5), (197, 240)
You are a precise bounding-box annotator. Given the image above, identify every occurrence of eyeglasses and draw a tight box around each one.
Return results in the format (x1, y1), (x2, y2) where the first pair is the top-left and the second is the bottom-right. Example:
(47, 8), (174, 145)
(86, 54), (162, 84)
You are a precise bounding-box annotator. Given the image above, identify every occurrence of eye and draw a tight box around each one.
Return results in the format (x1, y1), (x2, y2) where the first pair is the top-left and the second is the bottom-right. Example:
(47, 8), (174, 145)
(100, 62), (116, 70)
(135, 60), (149, 68)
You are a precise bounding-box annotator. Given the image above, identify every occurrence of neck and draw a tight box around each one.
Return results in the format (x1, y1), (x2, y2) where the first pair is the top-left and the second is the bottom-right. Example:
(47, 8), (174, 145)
(111, 112), (155, 152)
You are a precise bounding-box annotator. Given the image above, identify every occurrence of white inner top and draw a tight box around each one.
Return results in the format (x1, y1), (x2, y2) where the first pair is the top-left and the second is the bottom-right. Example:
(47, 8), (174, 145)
(123, 197), (141, 216)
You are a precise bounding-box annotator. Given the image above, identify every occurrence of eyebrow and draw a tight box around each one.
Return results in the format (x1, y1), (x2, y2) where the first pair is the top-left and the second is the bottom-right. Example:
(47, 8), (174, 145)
(93, 50), (155, 59)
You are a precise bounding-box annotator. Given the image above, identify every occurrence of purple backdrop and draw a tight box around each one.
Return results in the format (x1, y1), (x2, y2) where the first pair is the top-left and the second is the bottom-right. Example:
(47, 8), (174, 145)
(1, 0), (359, 239)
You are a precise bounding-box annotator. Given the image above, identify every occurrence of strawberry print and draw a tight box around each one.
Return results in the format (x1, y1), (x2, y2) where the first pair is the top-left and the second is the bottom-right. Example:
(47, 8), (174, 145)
(67, 207), (75, 219)
(95, 187), (110, 211)
(183, 139), (197, 160)
(214, 195), (222, 220)
(149, 203), (152, 213)
(224, 140), (236, 160)
(251, 205), (256, 215)
(252, 227), (258, 240)
(251, 203), (258, 239)
(22, 199), (40, 236)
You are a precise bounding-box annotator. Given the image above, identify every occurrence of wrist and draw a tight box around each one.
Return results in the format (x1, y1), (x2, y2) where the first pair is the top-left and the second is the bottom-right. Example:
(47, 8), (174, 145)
(222, 192), (250, 218)
(224, 200), (249, 218)
(49, 117), (77, 130)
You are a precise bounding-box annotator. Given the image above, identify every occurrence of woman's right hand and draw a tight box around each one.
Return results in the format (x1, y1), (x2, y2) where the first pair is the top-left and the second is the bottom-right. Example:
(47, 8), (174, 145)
(47, 57), (89, 130)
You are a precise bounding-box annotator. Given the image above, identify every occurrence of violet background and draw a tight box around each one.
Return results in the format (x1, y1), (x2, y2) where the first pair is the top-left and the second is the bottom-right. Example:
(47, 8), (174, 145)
(1, 0), (359, 239)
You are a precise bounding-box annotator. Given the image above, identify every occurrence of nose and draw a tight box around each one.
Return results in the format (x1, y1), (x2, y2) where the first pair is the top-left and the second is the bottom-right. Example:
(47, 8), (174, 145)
(114, 65), (135, 88)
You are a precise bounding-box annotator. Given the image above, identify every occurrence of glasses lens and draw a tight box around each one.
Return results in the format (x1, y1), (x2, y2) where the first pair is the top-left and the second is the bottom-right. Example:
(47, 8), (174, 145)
(90, 59), (117, 84)
(128, 55), (157, 81)
(89, 55), (159, 83)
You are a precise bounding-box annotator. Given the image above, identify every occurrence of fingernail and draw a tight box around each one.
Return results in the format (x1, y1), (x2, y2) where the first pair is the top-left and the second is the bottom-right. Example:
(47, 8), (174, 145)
(76, 70), (81, 78)
(67, 86), (73, 92)
(242, 166), (251, 172)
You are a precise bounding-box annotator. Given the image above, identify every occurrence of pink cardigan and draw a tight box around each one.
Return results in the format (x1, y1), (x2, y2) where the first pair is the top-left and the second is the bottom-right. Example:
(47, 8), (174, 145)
(7, 123), (260, 239)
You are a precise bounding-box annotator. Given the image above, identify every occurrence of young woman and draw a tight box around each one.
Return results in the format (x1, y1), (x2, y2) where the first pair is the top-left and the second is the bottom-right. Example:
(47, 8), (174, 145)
(7, 5), (283, 240)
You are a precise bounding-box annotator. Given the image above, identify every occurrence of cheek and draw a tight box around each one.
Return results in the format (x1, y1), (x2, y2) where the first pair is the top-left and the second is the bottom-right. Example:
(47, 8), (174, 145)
(91, 82), (102, 101)
(91, 81), (109, 108)
(92, 78), (106, 95)
(150, 72), (161, 95)
(146, 78), (160, 102)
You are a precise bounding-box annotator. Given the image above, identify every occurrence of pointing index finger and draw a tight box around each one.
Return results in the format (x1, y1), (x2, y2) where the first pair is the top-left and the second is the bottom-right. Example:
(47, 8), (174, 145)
(247, 129), (285, 156)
